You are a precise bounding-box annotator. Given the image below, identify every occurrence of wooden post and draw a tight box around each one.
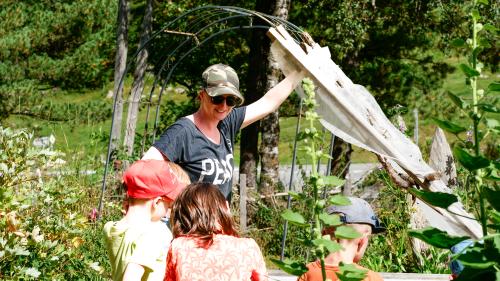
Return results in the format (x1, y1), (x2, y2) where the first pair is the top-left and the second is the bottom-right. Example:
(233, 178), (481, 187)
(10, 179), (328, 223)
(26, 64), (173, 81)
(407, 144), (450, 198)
(239, 173), (247, 233)
(413, 108), (419, 145)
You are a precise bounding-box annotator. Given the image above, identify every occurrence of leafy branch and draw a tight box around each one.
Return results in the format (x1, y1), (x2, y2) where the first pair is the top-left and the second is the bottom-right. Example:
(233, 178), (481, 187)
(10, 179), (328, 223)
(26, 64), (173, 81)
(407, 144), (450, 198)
(272, 78), (367, 281)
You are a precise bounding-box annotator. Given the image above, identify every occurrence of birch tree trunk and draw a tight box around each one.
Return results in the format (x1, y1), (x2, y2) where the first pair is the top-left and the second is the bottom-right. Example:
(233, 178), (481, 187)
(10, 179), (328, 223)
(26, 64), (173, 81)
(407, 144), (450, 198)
(110, 0), (128, 154)
(124, 0), (153, 156)
(259, 0), (291, 195)
(240, 0), (274, 188)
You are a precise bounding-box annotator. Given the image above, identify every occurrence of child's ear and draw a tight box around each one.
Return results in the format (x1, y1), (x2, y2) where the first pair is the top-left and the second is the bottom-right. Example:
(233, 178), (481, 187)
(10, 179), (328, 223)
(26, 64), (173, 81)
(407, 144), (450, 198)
(152, 197), (163, 207)
(354, 235), (369, 263)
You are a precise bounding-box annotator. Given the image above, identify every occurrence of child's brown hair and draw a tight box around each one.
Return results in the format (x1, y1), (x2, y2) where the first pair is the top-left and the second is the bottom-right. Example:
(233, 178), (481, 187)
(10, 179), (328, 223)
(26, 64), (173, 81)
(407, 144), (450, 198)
(171, 182), (238, 248)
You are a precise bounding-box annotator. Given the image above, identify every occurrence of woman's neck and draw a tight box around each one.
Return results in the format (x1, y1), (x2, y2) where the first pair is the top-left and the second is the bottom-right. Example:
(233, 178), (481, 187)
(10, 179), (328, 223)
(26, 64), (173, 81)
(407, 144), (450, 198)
(192, 110), (221, 144)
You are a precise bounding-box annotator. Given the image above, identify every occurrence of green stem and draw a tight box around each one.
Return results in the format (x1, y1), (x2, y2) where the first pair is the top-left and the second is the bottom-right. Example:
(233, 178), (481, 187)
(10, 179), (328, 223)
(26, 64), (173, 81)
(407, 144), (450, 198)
(470, 1), (488, 237)
(320, 258), (327, 281)
(478, 184), (488, 236)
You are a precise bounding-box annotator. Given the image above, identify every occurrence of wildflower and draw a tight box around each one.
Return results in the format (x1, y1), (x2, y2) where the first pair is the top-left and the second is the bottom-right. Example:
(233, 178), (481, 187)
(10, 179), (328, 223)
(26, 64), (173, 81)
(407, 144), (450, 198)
(466, 128), (473, 143)
(24, 267), (41, 278)
(88, 208), (98, 222)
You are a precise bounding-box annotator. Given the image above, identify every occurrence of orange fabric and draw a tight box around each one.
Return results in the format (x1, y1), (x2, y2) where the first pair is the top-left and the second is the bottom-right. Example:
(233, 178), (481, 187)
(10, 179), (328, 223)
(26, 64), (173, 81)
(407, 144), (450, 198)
(165, 234), (267, 281)
(297, 260), (383, 281)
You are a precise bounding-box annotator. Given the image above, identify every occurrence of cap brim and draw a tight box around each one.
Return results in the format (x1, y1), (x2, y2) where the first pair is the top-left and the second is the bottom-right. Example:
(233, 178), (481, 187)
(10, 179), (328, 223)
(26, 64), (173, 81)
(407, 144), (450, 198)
(161, 181), (186, 201)
(206, 86), (244, 106)
(372, 225), (386, 234)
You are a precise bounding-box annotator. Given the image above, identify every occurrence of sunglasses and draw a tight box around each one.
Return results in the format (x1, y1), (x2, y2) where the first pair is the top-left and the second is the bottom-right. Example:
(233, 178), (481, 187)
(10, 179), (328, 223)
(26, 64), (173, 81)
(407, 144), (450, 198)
(210, 95), (240, 107)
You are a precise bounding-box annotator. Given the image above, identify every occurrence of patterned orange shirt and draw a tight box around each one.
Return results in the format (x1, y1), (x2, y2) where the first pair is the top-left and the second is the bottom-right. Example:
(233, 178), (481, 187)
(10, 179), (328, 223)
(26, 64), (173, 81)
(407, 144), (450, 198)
(297, 260), (383, 281)
(165, 234), (267, 281)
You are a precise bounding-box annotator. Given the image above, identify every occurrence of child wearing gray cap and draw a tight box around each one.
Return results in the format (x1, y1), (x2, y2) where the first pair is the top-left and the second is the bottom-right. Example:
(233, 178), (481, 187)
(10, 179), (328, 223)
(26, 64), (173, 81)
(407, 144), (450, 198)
(298, 197), (385, 281)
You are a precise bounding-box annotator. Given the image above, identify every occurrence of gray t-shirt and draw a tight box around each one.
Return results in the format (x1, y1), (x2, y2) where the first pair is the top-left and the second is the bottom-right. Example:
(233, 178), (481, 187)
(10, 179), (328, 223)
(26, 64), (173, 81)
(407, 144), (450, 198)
(153, 107), (246, 201)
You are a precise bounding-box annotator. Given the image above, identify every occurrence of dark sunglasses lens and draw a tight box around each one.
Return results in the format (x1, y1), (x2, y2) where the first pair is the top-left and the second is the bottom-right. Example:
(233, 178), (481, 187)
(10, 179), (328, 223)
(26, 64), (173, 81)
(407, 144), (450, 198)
(211, 96), (225, 105)
(225, 96), (238, 106)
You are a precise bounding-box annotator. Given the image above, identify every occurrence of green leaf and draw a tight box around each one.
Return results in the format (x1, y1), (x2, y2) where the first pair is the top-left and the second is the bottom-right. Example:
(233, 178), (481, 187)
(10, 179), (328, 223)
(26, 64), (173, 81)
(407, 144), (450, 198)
(335, 226), (362, 239)
(270, 258), (308, 276)
(486, 118), (500, 129)
(432, 118), (467, 134)
(453, 147), (491, 171)
(450, 38), (465, 47)
(328, 195), (351, 206)
(483, 187), (500, 212)
(490, 210), (500, 225)
(483, 24), (497, 32)
(319, 212), (342, 226)
(322, 175), (345, 186)
(288, 191), (307, 201)
(478, 104), (500, 113)
(447, 91), (465, 109)
(281, 210), (307, 226)
(408, 227), (470, 249)
(336, 263), (368, 281)
(477, 0), (489, 4)
(485, 168), (500, 181)
(494, 235), (500, 253)
(478, 38), (491, 48)
(471, 9), (480, 21)
(454, 267), (497, 281)
(312, 238), (342, 254)
(488, 82), (500, 92)
(457, 248), (497, 269)
(409, 188), (458, 209)
(459, 63), (480, 78)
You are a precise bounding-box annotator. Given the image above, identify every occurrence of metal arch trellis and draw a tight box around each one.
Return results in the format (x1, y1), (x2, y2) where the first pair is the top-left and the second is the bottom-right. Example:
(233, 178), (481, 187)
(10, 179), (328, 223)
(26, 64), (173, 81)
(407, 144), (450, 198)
(98, 5), (305, 217)
(97, 4), (332, 262)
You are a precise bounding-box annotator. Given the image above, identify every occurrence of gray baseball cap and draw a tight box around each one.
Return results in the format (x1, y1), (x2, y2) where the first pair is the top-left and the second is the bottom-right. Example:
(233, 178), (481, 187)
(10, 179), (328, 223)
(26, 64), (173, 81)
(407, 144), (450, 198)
(326, 197), (385, 234)
(202, 64), (244, 106)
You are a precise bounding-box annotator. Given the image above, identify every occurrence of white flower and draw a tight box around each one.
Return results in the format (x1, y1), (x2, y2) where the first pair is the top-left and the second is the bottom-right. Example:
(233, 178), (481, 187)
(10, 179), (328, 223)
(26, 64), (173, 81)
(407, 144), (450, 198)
(24, 267), (41, 278)
(88, 262), (104, 273)
(31, 226), (44, 243)
(50, 256), (59, 261)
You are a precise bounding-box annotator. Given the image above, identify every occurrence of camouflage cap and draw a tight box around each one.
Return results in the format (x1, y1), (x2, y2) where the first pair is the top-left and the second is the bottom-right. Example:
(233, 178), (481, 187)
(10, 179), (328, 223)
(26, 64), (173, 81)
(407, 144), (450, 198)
(202, 64), (244, 106)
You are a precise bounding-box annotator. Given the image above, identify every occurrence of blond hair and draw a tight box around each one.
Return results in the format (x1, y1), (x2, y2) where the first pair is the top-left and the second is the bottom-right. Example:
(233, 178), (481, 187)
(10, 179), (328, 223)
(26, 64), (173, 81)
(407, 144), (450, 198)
(167, 162), (191, 186)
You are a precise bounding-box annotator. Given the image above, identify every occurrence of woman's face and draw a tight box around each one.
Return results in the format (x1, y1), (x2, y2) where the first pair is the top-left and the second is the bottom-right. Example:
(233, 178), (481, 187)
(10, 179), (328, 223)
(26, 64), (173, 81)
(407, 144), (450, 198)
(200, 90), (235, 121)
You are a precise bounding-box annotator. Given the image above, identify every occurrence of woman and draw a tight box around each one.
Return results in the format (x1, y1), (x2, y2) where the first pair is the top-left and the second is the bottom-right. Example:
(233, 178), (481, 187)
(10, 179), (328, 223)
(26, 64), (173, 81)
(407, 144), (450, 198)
(143, 63), (304, 201)
(164, 182), (267, 281)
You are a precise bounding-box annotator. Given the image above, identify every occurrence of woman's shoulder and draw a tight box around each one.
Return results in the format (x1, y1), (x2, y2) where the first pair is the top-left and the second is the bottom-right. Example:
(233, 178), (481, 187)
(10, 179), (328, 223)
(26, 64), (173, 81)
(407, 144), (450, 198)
(163, 117), (195, 135)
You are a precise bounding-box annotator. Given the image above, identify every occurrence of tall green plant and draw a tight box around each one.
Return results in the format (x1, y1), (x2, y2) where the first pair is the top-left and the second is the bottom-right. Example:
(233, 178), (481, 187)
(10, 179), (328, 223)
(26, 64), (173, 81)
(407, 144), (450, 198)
(411, 0), (499, 279)
(271, 78), (367, 281)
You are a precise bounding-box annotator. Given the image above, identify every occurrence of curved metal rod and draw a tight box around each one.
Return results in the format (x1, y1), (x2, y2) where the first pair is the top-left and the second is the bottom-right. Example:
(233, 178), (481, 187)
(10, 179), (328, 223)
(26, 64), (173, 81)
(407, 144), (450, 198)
(98, 5), (306, 218)
(142, 14), (257, 143)
(151, 25), (271, 142)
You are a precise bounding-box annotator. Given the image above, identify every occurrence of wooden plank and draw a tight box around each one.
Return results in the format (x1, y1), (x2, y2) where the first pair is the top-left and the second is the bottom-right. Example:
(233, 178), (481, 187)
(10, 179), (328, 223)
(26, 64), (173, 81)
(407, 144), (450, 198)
(429, 127), (457, 187)
(267, 270), (449, 281)
(239, 173), (247, 233)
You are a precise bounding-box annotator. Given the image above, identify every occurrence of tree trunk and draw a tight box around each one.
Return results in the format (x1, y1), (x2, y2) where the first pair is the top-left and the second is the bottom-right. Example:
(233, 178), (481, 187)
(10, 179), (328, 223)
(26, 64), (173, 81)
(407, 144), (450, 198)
(124, 0), (153, 156)
(330, 137), (352, 178)
(259, 0), (291, 195)
(110, 0), (128, 154)
(240, 0), (274, 188)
